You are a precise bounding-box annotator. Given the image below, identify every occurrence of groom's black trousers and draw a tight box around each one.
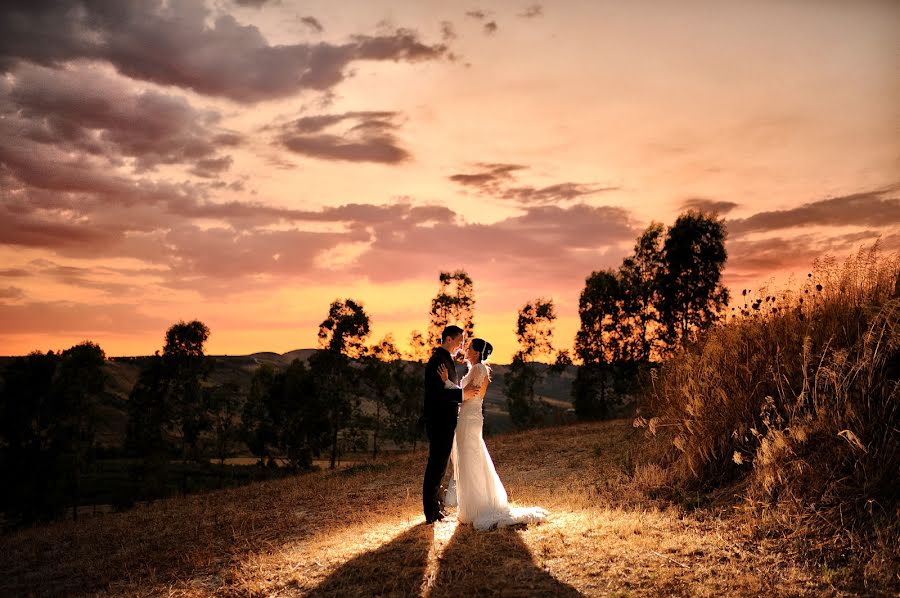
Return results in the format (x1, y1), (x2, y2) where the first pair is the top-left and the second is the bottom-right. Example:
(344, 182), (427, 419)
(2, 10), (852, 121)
(422, 422), (456, 519)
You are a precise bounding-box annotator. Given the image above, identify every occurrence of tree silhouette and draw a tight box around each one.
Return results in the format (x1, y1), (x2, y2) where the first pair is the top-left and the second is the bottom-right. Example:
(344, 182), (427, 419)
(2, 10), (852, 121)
(619, 222), (665, 362)
(205, 380), (242, 465)
(276, 358), (330, 469)
(505, 299), (556, 429)
(0, 342), (106, 524)
(163, 320), (211, 462)
(569, 211), (730, 418)
(55, 342), (106, 520)
(407, 329), (429, 363)
(317, 299), (371, 468)
(126, 352), (171, 499)
(573, 270), (626, 419)
(428, 270), (475, 346)
(241, 360), (330, 470)
(242, 363), (279, 465)
(125, 321), (210, 501)
(318, 299), (370, 358)
(363, 335), (402, 459)
(658, 210), (729, 349)
(385, 360), (425, 451)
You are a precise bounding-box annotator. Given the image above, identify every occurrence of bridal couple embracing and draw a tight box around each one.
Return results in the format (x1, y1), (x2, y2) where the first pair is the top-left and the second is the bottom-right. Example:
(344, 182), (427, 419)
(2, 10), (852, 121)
(421, 325), (548, 529)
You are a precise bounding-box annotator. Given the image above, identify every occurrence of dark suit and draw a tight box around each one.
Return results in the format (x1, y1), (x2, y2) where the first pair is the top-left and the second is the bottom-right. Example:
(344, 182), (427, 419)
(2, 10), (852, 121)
(421, 346), (463, 520)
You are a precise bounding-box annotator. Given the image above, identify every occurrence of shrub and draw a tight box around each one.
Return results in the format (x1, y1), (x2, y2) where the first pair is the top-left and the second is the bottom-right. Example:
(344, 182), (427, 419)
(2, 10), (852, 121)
(639, 242), (899, 585)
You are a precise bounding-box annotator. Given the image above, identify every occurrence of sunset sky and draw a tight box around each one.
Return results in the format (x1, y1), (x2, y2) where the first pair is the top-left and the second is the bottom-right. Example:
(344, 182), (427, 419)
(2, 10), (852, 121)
(1, 0), (898, 361)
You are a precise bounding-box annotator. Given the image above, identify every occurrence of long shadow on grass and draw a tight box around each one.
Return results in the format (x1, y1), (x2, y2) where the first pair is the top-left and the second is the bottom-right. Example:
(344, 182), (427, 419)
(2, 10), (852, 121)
(430, 523), (582, 597)
(304, 522), (433, 597)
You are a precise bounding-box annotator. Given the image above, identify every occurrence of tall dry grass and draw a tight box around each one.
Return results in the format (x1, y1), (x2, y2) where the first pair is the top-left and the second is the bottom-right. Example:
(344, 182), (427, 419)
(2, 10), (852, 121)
(638, 242), (900, 587)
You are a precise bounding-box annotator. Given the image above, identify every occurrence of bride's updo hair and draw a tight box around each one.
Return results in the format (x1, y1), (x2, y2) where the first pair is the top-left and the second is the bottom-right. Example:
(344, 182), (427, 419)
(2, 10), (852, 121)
(470, 338), (493, 363)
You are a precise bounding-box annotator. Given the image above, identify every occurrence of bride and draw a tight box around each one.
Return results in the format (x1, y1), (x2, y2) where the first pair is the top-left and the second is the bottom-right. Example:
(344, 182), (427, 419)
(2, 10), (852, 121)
(438, 338), (548, 530)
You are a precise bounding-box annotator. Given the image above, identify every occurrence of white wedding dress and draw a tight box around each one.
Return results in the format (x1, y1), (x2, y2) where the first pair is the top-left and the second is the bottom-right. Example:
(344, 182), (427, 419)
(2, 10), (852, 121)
(446, 362), (548, 530)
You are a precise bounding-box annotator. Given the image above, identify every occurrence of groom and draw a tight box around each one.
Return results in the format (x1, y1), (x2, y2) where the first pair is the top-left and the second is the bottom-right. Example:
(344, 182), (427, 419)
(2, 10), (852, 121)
(422, 325), (465, 523)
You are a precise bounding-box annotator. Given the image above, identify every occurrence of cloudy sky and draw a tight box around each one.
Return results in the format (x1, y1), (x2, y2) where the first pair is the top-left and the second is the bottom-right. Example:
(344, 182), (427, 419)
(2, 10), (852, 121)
(1, 0), (898, 359)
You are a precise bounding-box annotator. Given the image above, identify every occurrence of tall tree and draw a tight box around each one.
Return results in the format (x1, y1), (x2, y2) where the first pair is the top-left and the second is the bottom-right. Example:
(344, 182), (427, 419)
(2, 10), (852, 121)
(385, 361), (425, 451)
(241, 359), (332, 470)
(516, 299), (557, 361)
(505, 299), (556, 429)
(126, 321), (210, 502)
(573, 270), (627, 419)
(126, 352), (171, 499)
(619, 222), (665, 362)
(428, 270), (476, 346)
(56, 342), (106, 520)
(658, 211), (729, 348)
(205, 380), (242, 465)
(242, 363), (279, 465)
(317, 298), (371, 468)
(407, 329), (429, 363)
(318, 299), (371, 358)
(0, 343), (106, 524)
(163, 320), (211, 462)
(0, 351), (61, 522)
(276, 359), (330, 469)
(364, 335), (402, 459)
(575, 271), (628, 365)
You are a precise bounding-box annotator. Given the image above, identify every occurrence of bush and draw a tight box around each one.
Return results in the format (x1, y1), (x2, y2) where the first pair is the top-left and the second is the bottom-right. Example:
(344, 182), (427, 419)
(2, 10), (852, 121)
(639, 243), (899, 585)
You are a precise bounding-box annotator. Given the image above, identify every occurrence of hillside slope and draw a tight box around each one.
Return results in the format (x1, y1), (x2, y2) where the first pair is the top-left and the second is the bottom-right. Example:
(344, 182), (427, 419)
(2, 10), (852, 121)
(0, 419), (841, 597)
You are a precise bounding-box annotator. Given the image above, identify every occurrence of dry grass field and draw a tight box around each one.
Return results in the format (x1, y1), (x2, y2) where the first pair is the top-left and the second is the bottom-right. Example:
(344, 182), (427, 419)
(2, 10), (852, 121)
(0, 419), (865, 597)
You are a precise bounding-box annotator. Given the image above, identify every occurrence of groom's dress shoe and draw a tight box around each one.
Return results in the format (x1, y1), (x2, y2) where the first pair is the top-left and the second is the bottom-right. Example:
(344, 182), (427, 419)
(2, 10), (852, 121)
(426, 512), (445, 524)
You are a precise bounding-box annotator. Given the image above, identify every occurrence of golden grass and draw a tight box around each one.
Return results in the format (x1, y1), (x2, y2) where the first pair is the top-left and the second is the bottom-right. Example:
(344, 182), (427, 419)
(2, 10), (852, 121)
(641, 243), (900, 592)
(0, 419), (851, 597)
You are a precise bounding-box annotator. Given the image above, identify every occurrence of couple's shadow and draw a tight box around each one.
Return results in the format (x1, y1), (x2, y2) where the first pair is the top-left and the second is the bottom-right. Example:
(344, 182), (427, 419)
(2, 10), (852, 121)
(306, 520), (581, 597)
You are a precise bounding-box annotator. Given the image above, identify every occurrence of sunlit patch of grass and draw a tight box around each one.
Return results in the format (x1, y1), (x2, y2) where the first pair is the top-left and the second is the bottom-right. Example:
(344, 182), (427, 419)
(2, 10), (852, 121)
(0, 419), (845, 596)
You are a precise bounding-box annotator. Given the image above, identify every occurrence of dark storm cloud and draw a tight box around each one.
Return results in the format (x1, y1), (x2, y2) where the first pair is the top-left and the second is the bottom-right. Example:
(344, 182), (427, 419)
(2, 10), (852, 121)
(189, 156), (235, 178)
(680, 198), (739, 215)
(4, 64), (241, 174)
(0, 127), (210, 212)
(449, 163), (526, 187)
(275, 111), (411, 163)
(727, 188), (900, 235)
(518, 5), (543, 18)
(0, 206), (125, 252)
(465, 10), (488, 20)
(449, 163), (617, 205)
(300, 16), (324, 33)
(0, 1), (448, 103)
(502, 182), (616, 204)
(234, 0), (275, 7)
(484, 21), (499, 35)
